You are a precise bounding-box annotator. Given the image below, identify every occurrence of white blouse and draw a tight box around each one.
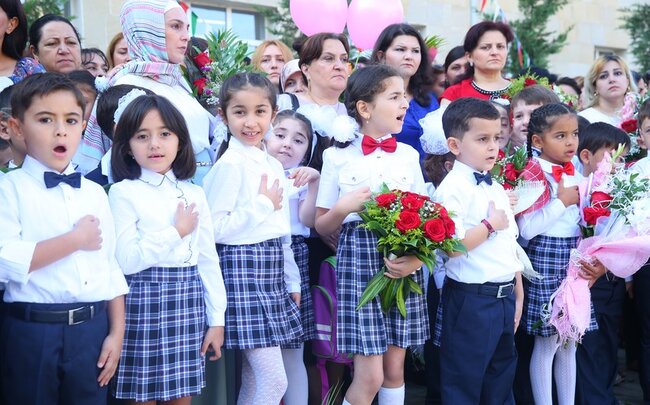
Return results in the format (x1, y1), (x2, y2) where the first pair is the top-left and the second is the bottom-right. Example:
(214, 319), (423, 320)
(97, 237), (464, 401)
(108, 168), (226, 326)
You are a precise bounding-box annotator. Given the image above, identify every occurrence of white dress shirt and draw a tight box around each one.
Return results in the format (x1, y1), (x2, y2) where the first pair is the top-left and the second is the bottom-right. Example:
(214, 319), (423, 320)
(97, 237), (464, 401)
(285, 170), (310, 237)
(517, 157), (582, 240)
(0, 155), (128, 303)
(434, 160), (522, 284)
(108, 168), (227, 326)
(202, 136), (301, 293)
(631, 156), (650, 177)
(316, 135), (427, 223)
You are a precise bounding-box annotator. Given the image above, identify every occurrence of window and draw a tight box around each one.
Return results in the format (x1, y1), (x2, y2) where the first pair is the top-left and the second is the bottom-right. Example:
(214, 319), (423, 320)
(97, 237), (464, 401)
(594, 46), (625, 59)
(192, 5), (264, 43)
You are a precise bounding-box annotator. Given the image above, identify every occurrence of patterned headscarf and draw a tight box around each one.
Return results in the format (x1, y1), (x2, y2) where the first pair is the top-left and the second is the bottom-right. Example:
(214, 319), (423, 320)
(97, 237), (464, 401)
(76, 0), (189, 173)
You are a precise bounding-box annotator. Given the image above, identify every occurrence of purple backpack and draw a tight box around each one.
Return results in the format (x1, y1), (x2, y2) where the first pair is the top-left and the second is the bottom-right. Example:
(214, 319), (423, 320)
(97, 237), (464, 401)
(311, 256), (352, 399)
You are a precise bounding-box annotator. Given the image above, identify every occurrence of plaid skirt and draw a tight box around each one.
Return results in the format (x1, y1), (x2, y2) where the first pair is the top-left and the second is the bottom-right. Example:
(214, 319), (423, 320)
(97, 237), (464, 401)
(283, 236), (316, 349)
(336, 222), (429, 356)
(114, 266), (206, 402)
(217, 238), (302, 349)
(523, 235), (598, 337)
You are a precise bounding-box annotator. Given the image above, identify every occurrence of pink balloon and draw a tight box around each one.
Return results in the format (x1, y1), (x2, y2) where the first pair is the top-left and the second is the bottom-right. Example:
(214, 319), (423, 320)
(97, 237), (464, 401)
(347, 0), (404, 50)
(290, 0), (348, 36)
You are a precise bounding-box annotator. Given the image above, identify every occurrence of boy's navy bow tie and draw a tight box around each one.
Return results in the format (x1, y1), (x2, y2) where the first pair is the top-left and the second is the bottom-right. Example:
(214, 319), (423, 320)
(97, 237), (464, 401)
(473, 171), (492, 186)
(44, 171), (81, 188)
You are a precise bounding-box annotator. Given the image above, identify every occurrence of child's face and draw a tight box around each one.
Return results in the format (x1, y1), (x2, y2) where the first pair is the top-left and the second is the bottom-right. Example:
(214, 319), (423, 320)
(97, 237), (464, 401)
(0, 117), (26, 163)
(359, 76), (408, 137)
(448, 117), (501, 173)
(129, 109), (179, 175)
(10, 91), (84, 173)
(78, 84), (96, 123)
(532, 115), (578, 165)
(283, 72), (307, 95)
(222, 87), (275, 148)
(83, 53), (108, 77)
(638, 118), (650, 150)
(511, 102), (542, 148)
(580, 145), (628, 177)
(495, 105), (511, 149)
(266, 117), (310, 169)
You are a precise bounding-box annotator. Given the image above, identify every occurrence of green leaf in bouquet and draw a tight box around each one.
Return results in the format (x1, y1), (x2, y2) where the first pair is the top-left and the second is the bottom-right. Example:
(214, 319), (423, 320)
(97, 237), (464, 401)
(381, 278), (399, 313)
(364, 220), (388, 236)
(451, 240), (468, 255)
(380, 183), (391, 194)
(356, 269), (390, 311)
(358, 210), (372, 223)
(406, 276), (423, 295)
(403, 238), (420, 249)
(396, 279), (407, 318)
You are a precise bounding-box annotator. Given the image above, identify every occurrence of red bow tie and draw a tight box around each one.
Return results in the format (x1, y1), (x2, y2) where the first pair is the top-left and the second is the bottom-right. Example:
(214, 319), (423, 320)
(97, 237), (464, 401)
(551, 162), (575, 182)
(361, 135), (397, 155)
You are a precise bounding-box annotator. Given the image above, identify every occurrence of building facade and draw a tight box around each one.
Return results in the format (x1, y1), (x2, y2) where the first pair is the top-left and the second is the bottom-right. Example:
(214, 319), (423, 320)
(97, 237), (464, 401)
(71, 0), (637, 82)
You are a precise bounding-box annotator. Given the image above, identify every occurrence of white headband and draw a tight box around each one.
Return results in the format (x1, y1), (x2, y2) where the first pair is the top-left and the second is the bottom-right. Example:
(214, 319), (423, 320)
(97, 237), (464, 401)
(164, 0), (182, 12)
(114, 89), (147, 124)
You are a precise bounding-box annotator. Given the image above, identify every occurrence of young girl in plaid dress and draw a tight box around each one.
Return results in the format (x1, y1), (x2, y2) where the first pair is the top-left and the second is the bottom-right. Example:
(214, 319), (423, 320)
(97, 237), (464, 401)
(266, 110), (328, 405)
(315, 65), (429, 405)
(109, 94), (226, 403)
(517, 103), (600, 405)
(202, 73), (302, 405)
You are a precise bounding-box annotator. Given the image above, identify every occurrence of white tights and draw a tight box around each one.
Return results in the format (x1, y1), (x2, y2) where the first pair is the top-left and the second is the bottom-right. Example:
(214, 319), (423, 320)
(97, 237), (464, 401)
(238, 347), (287, 405)
(530, 335), (576, 405)
(281, 345), (308, 405)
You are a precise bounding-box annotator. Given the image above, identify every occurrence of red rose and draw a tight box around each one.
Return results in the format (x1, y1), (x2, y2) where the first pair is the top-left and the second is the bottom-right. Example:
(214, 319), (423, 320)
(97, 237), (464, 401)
(504, 162), (518, 183)
(441, 216), (456, 237)
(524, 78), (537, 87)
(503, 182), (514, 190)
(401, 194), (425, 211)
(497, 150), (506, 160)
(395, 211), (421, 233)
(590, 191), (612, 209)
(437, 205), (449, 218)
(423, 218), (446, 242)
(193, 52), (212, 69)
(193, 78), (208, 95)
(621, 119), (638, 134)
(583, 206), (611, 225)
(376, 193), (397, 208)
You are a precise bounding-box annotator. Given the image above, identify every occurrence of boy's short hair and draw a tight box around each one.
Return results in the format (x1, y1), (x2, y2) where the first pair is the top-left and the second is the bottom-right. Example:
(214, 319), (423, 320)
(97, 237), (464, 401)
(67, 69), (96, 90)
(578, 122), (631, 155)
(510, 85), (561, 110)
(0, 85), (14, 116)
(442, 98), (500, 140)
(11, 73), (85, 120)
(638, 98), (650, 128)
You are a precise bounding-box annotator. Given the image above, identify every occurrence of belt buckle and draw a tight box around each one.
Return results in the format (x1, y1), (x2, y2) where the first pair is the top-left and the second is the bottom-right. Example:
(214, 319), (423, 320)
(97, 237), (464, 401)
(68, 306), (91, 325)
(496, 283), (514, 298)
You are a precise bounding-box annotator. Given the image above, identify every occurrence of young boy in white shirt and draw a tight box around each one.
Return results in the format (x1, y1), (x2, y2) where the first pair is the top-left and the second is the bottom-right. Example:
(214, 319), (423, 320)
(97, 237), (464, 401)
(433, 97), (524, 403)
(0, 73), (128, 404)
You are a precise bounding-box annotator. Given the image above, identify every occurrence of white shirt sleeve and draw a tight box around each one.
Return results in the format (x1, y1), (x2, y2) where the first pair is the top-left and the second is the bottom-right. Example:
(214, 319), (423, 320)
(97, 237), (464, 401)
(196, 191), (227, 326)
(109, 185), (184, 275)
(516, 198), (567, 240)
(316, 148), (339, 209)
(0, 181), (35, 284)
(282, 235), (301, 293)
(203, 160), (276, 243)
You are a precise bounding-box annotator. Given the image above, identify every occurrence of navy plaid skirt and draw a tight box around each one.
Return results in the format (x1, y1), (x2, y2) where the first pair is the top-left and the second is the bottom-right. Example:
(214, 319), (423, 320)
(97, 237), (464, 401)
(523, 235), (598, 337)
(283, 236), (316, 349)
(115, 266), (206, 402)
(217, 238), (302, 349)
(336, 222), (429, 356)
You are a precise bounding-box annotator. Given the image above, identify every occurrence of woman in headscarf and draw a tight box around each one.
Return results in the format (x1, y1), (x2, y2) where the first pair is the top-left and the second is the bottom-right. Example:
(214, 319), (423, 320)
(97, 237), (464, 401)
(76, 0), (216, 184)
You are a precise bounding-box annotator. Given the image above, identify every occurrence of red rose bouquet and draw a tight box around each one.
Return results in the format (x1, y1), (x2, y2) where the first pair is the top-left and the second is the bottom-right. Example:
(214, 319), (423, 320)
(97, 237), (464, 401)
(618, 93), (649, 162)
(356, 184), (466, 318)
(490, 147), (548, 214)
(189, 29), (252, 104)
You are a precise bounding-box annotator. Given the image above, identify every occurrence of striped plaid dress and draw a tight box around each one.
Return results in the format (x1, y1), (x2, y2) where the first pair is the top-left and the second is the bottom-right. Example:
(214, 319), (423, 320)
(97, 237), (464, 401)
(336, 222), (429, 355)
(523, 235), (598, 336)
(217, 238), (302, 349)
(282, 235), (316, 349)
(115, 265), (205, 402)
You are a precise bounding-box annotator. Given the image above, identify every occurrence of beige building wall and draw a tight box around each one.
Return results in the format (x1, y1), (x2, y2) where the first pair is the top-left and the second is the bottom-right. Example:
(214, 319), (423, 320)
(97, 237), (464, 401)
(74, 0), (636, 78)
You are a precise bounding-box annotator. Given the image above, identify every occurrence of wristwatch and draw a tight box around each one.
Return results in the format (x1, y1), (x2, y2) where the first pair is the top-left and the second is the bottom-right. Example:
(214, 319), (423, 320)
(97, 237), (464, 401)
(481, 219), (496, 239)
